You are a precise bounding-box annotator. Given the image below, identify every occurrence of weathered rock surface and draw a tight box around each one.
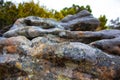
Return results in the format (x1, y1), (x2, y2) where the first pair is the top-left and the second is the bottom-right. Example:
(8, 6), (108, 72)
(61, 10), (91, 22)
(10, 16), (64, 30)
(0, 54), (27, 80)
(5, 10), (99, 33)
(0, 25), (12, 36)
(1, 10), (120, 80)
(4, 27), (120, 55)
(3, 26), (62, 38)
(60, 10), (100, 31)
(1, 36), (120, 80)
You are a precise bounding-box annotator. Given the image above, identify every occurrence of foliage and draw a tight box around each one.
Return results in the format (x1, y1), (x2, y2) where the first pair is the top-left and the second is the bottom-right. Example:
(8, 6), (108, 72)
(60, 4), (92, 17)
(0, 1), (52, 28)
(0, 0), (107, 31)
(53, 11), (64, 20)
(0, 1), (17, 28)
(96, 15), (108, 30)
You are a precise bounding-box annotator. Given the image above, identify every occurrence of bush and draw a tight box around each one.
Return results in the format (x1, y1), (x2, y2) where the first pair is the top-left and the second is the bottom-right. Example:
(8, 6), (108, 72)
(0, 0), (108, 31)
(96, 15), (108, 30)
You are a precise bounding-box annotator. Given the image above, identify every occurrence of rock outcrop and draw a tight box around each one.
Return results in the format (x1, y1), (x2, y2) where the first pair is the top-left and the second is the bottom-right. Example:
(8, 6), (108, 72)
(60, 10), (100, 31)
(0, 10), (120, 80)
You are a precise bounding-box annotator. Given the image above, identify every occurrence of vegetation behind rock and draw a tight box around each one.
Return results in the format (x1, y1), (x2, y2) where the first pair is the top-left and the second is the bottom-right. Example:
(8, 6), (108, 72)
(0, 0), (107, 30)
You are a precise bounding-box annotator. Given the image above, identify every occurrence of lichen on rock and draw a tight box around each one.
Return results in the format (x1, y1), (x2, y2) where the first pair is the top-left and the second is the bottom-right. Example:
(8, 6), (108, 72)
(0, 10), (120, 80)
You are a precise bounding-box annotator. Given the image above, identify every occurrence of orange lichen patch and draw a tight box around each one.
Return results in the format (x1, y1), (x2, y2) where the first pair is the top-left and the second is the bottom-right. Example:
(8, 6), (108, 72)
(4, 45), (17, 53)
(25, 77), (29, 80)
(106, 46), (120, 55)
(97, 66), (115, 80)
(35, 59), (52, 77)
(75, 27), (81, 31)
(77, 31), (84, 37)
(42, 60), (51, 73)
(31, 44), (46, 57)
(15, 62), (22, 69)
(33, 44), (55, 59)
(72, 71), (92, 80)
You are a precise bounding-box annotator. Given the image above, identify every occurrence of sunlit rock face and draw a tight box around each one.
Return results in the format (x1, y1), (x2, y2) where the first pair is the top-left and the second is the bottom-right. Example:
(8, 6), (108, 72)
(0, 10), (120, 80)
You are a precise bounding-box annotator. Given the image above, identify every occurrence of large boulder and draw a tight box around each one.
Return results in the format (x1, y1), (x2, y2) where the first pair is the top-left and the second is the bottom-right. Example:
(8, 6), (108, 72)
(0, 36), (120, 80)
(60, 10), (100, 31)
(10, 16), (64, 30)
(4, 10), (100, 37)
(1, 11), (120, 80)
(60, 10), (91, 22)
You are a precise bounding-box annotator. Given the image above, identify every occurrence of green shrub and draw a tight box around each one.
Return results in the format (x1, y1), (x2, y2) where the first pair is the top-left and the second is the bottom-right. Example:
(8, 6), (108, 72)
(0, 0), (108, 31)
(96, 15), (108, 30)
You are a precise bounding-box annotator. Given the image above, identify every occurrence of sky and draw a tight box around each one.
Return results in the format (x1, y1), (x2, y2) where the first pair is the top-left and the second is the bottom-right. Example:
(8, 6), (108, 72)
(6, 0), (120, 22)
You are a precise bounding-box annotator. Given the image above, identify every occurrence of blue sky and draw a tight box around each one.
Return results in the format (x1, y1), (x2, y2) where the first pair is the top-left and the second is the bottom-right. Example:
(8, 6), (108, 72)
(6, 0), (120, 22)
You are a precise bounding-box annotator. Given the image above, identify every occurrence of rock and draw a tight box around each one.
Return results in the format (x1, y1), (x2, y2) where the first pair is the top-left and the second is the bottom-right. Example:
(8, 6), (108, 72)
(4, 45), (17, 53)
(0, 54), (19, 63)
(4, 10), (100, 39)
(1, 35), (120, 79)
(60, 10), (100, 31)
(0, 54), (28, 80)
(3, 26), (62, 38)
(1, 11), (120, 80)
(31, 36), (59, 45)
(20, 41), (120, 80)
(1, 40), (120, 80)
(10, 18), (26, 30)
(0, 36), (31, 54)
(24, 16), (64, 29)
(0, 25), (12, 36)
(10, 16), (64, 30)
(0, 36), (31, 46)
(61, 10), (91, 22)
(91, 37), (120, 55)
(3, 21), (120, 55)
(3, 27), (120, 55)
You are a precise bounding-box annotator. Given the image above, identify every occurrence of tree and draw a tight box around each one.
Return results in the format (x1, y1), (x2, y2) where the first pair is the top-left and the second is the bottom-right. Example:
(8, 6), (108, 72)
(86, 5), (92, 13)
(96, 15), (108, 30)
(54, 11), (64, 20)
(60, 4), (92, 17)
(109, 17), (120, 29)
(0, 0), (4, 7)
